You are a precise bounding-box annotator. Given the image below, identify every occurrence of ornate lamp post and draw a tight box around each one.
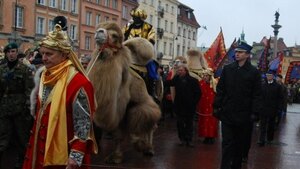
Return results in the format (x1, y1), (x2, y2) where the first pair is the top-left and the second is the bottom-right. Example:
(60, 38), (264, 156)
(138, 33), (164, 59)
(271, 11), (282, 59)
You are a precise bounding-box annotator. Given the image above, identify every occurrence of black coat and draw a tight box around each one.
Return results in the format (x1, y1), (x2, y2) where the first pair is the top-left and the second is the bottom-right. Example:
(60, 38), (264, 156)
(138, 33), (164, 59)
(171, 74), (201, 117)
(260, 81), (282, 117)
(213, 61), (262, 125)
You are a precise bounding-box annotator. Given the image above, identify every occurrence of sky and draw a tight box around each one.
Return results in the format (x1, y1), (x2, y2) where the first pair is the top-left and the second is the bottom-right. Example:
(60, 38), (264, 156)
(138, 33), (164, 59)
(180, 0), (299, 48)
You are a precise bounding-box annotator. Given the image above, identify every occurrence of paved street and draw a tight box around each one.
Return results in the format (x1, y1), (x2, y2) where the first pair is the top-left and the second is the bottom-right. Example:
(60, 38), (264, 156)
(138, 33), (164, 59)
(90, 103), (300, 169)
(2, 104), (300, 169)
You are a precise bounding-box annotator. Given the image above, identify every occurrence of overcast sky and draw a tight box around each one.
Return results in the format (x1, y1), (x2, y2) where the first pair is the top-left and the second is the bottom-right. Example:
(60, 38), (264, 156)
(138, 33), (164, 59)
(180, 0), (299, 48)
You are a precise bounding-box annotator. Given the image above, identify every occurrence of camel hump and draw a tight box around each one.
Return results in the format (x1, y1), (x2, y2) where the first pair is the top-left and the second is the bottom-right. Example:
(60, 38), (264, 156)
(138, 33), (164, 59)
(123, 38), (155, 66)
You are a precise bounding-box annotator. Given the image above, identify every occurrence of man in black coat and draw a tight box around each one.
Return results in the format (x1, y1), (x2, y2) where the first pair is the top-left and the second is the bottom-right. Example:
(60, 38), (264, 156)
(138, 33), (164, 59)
(171, 64), (201, 147)
(258, 71), (283, 146)
(213, 42), (262, 169)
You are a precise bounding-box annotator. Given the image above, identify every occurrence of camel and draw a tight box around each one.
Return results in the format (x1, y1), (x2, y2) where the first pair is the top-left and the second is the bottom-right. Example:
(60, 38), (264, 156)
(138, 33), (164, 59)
(87, 22), (161, 164)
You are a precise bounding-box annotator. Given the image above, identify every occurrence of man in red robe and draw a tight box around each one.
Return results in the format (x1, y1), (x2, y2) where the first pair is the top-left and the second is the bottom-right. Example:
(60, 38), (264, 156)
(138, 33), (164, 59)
(23, 24), (97, 169)
(197, 68), (218, 144)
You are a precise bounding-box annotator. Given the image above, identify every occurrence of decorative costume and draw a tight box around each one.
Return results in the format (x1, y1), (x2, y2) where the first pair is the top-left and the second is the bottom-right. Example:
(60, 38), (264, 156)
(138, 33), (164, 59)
(122, 8), (160, 103)
(197, 68), (218, 143)
(23, 25), (97, 169)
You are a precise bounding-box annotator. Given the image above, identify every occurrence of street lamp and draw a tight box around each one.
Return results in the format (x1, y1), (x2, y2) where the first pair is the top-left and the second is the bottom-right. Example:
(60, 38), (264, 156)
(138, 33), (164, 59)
(271, 11), (282, 59)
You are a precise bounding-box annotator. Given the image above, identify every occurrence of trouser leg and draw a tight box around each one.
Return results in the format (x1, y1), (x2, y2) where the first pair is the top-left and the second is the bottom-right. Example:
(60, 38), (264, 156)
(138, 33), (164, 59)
(259, 117), (267, 143)
(184, 115), (194, 143)
(242, 122), (253, 158)
(267, 116), (276, 141)
(220, 123), (235, 169)
(177, 117), (185, 142)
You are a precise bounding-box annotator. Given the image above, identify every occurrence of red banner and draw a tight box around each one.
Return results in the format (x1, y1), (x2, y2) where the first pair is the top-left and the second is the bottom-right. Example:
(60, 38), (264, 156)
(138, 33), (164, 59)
(204, 29), (226, 71)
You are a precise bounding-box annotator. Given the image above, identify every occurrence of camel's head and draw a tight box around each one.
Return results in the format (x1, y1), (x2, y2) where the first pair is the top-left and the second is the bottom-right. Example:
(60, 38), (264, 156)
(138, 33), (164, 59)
(94, 22), (123, 54)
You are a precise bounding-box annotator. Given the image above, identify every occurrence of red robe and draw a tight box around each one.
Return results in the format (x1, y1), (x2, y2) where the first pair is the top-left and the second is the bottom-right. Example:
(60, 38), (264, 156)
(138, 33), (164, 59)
(197, 80), (218, 138)
(23, 72), (96, 169)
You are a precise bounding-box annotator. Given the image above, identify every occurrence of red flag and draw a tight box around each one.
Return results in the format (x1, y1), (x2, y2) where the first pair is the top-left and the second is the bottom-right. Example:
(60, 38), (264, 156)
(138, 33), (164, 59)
(204, 29), (226, 71)
(277, 51), (284, 75)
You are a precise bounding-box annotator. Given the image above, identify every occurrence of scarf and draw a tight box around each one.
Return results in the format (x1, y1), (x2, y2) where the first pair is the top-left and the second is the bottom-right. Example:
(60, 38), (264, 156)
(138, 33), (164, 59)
(41, 59), (73, 165)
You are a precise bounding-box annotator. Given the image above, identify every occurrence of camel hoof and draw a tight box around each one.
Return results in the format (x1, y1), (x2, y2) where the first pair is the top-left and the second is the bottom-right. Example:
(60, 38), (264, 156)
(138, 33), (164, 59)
(104, 152), (123, 164)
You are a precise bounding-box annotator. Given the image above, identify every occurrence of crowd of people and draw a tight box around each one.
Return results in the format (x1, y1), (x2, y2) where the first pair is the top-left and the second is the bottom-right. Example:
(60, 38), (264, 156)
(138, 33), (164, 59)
(0, 8), (293, 169)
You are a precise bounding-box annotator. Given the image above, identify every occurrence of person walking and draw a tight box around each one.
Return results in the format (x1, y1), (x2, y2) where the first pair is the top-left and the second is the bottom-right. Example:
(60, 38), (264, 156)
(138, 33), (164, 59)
(257, 71), (283, 146)
(0, 42), (34, 169)
(213, 42), (262, 169)
(22, 24), (97, 169)
(197, 68), (218, 144)
(170, 64), (201, 147)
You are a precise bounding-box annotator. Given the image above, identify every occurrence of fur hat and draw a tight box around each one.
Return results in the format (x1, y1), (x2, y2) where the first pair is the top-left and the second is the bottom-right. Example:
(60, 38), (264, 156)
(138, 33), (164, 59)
(53, 16), (68, 31)
(130, 8), (147, 20)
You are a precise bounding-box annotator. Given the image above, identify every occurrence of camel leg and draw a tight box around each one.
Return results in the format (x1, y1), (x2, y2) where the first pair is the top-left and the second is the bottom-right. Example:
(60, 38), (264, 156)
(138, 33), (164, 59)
(104, 131), (124, 164)
(143, 128), (155, 156)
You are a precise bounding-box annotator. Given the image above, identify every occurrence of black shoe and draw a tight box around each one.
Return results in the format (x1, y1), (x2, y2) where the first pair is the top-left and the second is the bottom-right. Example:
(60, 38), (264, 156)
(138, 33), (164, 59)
(242, 157), (248, 163)
(257, 141), (265, 147)
(186, 142), (194, 147)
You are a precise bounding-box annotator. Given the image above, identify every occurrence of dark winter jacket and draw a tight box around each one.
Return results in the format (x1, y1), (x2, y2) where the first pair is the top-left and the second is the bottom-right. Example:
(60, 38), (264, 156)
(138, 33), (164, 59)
(260, 81), (283, 117)
(171, 74), (201, 117)
(213, 61), (262, 125)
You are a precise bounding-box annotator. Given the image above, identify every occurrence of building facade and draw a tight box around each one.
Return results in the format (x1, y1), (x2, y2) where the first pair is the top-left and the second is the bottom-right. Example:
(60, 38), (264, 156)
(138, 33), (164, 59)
(177, 3), (200, 60)
(0, 0), (35, 51)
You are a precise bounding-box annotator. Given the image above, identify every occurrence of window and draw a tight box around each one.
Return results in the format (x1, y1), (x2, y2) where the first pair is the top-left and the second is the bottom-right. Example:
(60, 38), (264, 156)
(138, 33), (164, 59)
(86, 12), (92, 25)
(112, 0), (117, 9)
(48, 19), (54, 32)
(85, 36), (91, 50)
(169, 43), (173, 56)
(61, 0), (67, 11)
(183, 28), (186, 37)
(150, 0), (154, 6)
(171, 6), (174, 14)
(182, 46), (185, 56)
(16, 6), (24, 28)
(70, 24), (77, 40)
(165, 4), (168, 12)
(170, 22), (173, 33)
(187, 11), (191, 19)
(36, 17), (45, 34)
(104, 0), (110, 7)
(105, 16), (109, 21)
(157, 18), (161, 28)
(96, 0), (101, 5)
(95, 14), (101, 26)
(149, 15), (153, 25)
(164, 20), (168, 32)
(37, 0), (45, 5)
(177, 44), (180, 56)
(188, 30), (191, 39)
(71, 0), (77, 13)
(49, 0), (56, 8)
(193, 32), (196, 40)
(178, 27), (181, 36)
(163, 42), (167, 54)
(122, 5), (128, 18)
